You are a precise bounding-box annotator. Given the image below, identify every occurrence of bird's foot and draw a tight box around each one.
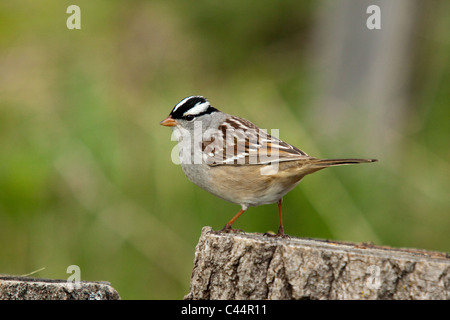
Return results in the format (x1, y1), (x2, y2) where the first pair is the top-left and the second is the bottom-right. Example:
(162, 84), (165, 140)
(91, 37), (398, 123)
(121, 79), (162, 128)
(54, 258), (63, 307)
(216, 225), (244, 234)
(263, 226), (290, 239)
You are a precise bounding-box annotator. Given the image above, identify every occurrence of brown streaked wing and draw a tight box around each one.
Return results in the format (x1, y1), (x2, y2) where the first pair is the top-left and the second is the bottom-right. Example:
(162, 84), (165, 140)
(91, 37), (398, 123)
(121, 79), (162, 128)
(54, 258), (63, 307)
(203, 116), (309, 166)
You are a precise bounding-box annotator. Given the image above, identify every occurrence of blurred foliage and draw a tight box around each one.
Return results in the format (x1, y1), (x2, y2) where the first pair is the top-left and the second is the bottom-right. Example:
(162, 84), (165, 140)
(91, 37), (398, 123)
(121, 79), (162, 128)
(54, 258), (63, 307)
(0, 0), (449, 299)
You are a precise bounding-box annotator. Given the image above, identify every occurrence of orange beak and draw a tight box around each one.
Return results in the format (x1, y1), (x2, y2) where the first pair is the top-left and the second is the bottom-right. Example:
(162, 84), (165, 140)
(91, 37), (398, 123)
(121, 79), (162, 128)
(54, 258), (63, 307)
(160, 115), (177, 127)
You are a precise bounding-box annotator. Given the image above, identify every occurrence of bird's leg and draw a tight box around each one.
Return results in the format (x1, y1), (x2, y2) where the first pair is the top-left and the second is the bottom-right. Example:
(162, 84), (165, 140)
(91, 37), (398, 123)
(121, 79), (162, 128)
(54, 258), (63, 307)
(276, 198), (287, 237)
(264, 198), (289, 238)
(219, 207), (247, 233)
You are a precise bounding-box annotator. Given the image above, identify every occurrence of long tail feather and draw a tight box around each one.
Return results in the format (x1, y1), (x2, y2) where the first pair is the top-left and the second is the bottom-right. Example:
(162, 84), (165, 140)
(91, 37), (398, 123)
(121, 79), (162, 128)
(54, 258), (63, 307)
(311, 158), (378, 168)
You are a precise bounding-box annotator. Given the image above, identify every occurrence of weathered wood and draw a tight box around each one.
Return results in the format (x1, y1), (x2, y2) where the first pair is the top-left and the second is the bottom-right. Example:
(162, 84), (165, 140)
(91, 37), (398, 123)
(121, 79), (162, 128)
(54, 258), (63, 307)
(185, 227), (450, 300)
(0, 276), (120, 300)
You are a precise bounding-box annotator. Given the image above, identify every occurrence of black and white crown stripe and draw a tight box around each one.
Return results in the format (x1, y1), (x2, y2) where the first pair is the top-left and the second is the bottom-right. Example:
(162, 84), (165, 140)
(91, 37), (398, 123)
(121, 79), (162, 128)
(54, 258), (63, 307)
(170, 96), (217, 120)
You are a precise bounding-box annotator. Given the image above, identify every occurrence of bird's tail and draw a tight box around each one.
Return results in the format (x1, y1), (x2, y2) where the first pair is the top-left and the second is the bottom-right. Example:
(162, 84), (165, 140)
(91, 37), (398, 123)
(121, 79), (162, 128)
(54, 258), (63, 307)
(310, 158), (378, 168)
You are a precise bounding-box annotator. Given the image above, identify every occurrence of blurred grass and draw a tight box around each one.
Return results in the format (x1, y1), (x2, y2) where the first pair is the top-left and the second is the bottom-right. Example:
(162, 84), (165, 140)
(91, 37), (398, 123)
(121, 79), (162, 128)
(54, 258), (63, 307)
(0, 1), (449, 299)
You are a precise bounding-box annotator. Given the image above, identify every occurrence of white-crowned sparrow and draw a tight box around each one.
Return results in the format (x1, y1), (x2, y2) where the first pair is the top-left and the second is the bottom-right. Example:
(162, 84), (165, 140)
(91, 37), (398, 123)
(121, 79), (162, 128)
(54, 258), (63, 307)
(160, 96), (377, 237)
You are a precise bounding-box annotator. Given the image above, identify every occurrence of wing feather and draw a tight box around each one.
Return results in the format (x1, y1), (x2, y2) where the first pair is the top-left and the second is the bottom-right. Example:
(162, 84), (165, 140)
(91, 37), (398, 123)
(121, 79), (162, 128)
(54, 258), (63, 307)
(202, 116), (309, 166)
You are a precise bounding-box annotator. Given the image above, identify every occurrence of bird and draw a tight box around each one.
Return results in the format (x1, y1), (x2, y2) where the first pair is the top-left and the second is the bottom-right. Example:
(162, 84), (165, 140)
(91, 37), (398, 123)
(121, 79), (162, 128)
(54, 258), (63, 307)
(160, 96), (377, 237)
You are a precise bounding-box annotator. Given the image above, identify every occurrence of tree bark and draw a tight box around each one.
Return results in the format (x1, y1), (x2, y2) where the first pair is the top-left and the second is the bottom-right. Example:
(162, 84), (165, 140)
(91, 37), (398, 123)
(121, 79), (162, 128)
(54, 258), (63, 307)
(185, 227), (450, 300)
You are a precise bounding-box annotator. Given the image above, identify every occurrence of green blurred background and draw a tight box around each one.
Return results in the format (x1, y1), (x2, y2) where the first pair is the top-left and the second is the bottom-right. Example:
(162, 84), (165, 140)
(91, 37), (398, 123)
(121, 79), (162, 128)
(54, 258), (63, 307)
(0, 0), (448, 299)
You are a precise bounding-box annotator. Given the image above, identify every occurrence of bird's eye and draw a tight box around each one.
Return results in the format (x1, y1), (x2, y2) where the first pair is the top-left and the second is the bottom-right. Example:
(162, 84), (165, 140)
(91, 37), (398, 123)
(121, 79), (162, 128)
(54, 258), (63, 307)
(184, 115), (195, 121)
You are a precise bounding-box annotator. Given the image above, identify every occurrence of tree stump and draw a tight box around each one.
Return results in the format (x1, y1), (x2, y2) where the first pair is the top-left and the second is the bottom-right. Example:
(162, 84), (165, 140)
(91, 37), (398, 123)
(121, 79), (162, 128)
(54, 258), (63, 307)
(0, 276), (120, 300)
(185, 227), (450, 300)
